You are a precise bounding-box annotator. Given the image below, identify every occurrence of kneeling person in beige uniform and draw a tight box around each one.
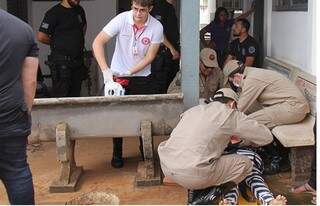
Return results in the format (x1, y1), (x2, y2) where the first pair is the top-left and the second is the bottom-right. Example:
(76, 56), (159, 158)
(167, 48), (223, 99)
(158, 88), (273, 204)
(223, 60), (310, 129)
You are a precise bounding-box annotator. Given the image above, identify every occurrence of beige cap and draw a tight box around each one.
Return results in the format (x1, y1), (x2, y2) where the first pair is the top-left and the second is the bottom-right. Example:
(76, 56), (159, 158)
(222, 60), (244, 86)
(213, 88), (239, 103)
(200, 48), (219, 68)
(223, 60), (243, 77)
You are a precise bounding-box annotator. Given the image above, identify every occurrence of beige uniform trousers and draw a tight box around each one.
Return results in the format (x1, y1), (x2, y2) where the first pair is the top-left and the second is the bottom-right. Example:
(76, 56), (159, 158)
(248, 101), (307, 129)
(161, 154), (253, 190)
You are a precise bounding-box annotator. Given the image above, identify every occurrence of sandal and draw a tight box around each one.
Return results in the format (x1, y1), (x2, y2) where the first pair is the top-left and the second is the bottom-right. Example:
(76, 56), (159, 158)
(290, 183), (316, 194)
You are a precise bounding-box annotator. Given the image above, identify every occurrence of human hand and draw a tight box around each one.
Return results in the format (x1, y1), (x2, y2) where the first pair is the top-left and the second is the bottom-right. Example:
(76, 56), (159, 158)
(230, 135), (241, 144)
(170, 48), (180, 60)
(102, 69), (113, 83)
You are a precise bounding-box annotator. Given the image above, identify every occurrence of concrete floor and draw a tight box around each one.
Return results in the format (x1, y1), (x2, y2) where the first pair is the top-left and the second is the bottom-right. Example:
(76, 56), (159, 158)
(0, 137), (314, 205)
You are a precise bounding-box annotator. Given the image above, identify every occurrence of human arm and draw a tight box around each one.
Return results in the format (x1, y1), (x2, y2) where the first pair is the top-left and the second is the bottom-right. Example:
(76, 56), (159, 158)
(163, 35), (180, 60)
(237, 78), (266, 114)
(226, 110), (273, 146)
(38, 10), (57, 45)
(129, 43), (161, 74)
(22, 57), (39, 113)
(37, 32), (51, 45)
(235, 1), (255, 21)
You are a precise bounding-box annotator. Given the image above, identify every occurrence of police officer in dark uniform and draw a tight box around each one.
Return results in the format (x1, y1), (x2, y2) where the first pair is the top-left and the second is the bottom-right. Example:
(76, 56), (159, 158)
(225, 18), (259, 67)
(37, 0), (87, 97)
(151, 0), (180, 93)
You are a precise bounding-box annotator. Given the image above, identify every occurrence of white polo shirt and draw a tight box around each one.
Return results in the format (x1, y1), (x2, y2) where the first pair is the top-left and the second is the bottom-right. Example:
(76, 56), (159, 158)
(103, 11), (164, 77)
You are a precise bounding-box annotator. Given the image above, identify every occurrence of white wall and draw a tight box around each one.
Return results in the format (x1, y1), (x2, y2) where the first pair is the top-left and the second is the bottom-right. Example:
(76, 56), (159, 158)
(30, 0), (117, 75)
(264, 0), (316, 76)
(0, 0), (6, 10)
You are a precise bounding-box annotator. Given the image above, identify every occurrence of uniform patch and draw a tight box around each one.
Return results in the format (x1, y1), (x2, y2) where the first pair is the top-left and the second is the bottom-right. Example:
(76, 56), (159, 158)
(249, 46), (256, 54)
(141, 37), (151, 45)
(41, 22), (49, 29)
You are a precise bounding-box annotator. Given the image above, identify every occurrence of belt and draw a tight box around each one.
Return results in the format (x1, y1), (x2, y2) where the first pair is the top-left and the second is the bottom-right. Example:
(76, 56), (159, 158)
(48, 54), (82, 62)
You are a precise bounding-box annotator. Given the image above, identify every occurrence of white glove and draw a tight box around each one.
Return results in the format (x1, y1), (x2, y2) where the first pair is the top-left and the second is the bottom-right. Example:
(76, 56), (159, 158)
(102, 69), (114, 83)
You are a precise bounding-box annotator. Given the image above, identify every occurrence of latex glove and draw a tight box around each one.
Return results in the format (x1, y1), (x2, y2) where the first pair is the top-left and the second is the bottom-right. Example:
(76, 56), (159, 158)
(102, 69), (113, 83)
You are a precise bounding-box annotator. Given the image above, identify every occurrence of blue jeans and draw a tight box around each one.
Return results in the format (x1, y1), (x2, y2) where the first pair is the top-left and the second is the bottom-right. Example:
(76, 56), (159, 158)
(0, 136), (35, 205)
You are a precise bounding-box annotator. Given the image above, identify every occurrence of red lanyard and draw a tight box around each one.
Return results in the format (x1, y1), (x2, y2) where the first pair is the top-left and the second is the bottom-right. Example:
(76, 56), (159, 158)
(133, 24), (146, 42)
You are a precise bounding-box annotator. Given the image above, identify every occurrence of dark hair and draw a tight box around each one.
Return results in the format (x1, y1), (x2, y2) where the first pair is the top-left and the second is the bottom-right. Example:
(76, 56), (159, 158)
(132, 0), (154, 7)
(206, 91), (235, 104)
(213, 7), (229, 24)
(236, 18), (250, 32)
(230, 61), (245, 77)
(212, 97), (234, 104)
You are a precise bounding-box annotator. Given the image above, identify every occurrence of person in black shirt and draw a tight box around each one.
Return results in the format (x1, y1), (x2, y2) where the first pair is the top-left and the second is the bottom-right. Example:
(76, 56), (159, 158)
(0, 9), (39, 204)
(37, 0), (87, 97)
(151, 0), (180, 93)
(225, 18), (259, 67)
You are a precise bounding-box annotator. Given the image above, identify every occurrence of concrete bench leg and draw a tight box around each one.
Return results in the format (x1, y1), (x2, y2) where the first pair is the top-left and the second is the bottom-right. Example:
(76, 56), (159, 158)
(50, 123), (83, 193)
(290, 146), (314, 187)
(135, 120), (161, 186)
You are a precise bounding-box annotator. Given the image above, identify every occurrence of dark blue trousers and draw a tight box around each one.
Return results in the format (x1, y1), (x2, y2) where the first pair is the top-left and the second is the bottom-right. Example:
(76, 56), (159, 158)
(0, 136), (34, 205)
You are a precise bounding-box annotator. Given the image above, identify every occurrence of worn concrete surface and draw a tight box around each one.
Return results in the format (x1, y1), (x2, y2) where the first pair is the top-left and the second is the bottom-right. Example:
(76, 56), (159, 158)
(0, 137), (314, 205)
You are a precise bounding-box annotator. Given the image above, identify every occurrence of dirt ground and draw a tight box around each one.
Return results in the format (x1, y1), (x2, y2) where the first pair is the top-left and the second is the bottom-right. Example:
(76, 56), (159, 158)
(0, 137), (314, 205)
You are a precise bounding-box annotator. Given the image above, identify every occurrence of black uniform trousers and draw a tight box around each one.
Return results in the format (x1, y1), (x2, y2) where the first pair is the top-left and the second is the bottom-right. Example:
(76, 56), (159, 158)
(48, 53), (86, 98)
(151, 49), (179, 94)
(113, 75), (156, 159)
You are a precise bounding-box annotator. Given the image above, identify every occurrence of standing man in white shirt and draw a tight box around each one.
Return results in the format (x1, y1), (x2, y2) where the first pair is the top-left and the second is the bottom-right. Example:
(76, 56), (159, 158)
(92, 0), (163, 168)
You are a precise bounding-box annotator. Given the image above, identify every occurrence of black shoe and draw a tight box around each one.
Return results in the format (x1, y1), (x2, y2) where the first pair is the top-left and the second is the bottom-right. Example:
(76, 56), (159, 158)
(187, 186), (222, 205)
(111, 156), (124, 168)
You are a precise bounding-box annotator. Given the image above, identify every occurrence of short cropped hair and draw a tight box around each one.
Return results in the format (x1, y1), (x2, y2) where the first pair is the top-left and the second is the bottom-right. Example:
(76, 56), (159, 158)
(132, 0), (154, 7)
(236, 18), (250, 32)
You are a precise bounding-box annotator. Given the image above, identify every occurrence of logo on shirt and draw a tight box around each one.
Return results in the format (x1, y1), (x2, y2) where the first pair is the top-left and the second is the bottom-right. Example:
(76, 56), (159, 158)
(41, 22), (49, 29)
(141, 37), (151, 45)
(249, 46), (256, 54)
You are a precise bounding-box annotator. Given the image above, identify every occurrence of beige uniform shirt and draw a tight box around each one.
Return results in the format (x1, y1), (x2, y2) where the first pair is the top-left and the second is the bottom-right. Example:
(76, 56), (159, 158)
(238, 67), (310, 115)
(167, 68), (224, 99)
(199, 68), (224, 99)
(158, 102), (273, 177)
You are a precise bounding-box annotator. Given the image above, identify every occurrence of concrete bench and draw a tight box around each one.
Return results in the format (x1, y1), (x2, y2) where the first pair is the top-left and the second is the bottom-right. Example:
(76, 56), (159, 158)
(30, 94), (184, 193)
(265, 57), (316, 186)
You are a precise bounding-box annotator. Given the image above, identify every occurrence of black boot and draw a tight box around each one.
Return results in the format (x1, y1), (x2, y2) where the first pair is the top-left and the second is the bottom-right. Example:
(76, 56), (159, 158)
(111, 138), (124, 168)
(187, 182), (237, 205)
(187, 186), (222, 205)
(263, 140), (291, 175)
